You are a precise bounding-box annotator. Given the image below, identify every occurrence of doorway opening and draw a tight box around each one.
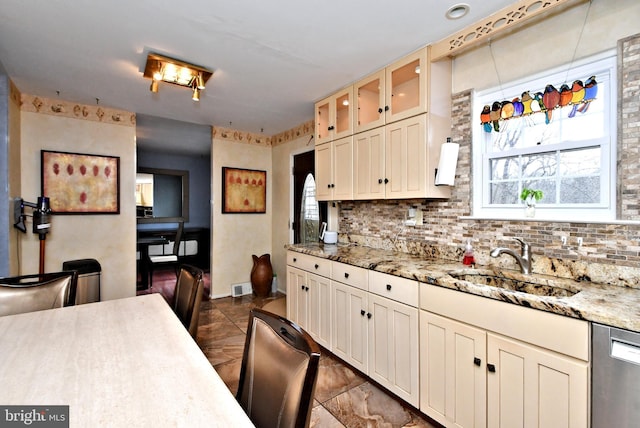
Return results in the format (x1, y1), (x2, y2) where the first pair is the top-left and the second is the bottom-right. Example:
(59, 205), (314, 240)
(293, 150), (327, 244)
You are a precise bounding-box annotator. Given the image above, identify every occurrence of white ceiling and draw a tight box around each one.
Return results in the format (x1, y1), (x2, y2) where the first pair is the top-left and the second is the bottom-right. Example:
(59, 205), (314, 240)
(0, 0), (515, 154)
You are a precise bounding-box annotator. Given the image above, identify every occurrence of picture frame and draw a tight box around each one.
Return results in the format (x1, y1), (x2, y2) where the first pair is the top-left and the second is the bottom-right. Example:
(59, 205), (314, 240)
(222, 167), (266, 214)
(41, 150), (120, 214)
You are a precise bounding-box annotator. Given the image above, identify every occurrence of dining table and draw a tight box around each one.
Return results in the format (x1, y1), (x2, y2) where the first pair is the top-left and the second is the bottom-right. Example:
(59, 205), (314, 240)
(0, 293), (254, 427)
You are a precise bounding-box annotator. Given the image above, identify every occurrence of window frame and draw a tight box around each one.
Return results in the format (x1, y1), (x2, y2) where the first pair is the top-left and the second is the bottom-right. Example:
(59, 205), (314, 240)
(472, 51), (617, 221)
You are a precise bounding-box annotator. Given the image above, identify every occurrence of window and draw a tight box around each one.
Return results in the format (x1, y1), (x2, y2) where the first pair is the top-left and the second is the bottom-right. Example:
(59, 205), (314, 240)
(472, 52), (616, 221)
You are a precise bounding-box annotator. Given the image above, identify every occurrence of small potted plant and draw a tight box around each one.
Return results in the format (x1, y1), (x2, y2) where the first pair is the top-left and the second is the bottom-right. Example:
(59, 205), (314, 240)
(520, 188), (543, 217)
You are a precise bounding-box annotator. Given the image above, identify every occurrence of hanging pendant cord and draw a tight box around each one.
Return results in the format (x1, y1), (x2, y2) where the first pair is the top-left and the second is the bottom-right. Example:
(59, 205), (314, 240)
(564, 0), (593, 83)
(488, 40), (505, 100)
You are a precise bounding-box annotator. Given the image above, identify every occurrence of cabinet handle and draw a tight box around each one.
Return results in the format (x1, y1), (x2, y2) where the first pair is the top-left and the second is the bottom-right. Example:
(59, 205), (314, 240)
(327, 184), (331, 189)
(384, 105), (389, 112)
(328, 125), (334, 131)
(474, 357), (481, 367)
(301, 285), (305, 290)
(360, 309), (365, 316)
(384, 178), (389, 184)
(378, 107), (383, 114)
(344, 273), (349, 279)
(314, 264), (319, 269)
(386, 284), (392, 291)
(305, 286), (309, 291)
(367, 312), (372, 319)
(487, 363), (496, 373)
(378, 178), (383, 184)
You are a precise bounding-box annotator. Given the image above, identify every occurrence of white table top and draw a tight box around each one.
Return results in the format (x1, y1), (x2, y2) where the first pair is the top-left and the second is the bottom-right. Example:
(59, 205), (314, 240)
(0, 293), (254, 427)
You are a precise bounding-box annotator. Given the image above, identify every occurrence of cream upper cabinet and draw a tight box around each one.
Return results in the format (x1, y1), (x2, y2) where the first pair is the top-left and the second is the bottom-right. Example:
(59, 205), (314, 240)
(353, 127), (386, 200)
(315, 86), (353, 145)
(315, 136), (353, 201)
(354, 69), (386, 133)
(385, 47), (429, 123)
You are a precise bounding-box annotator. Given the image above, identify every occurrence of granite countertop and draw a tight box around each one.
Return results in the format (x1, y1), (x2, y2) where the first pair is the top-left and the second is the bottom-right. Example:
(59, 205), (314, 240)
(287, 243), (640, 332)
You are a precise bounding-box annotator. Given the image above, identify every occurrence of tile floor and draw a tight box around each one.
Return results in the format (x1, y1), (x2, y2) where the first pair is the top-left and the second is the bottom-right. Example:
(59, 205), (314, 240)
(140, 268), (441, 428)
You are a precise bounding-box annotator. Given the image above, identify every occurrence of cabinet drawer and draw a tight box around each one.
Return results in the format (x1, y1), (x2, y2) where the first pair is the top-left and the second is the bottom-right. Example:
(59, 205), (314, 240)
(369, 271), (419, 307)
(287, 252), (331, 277)
(331, 262), (368, 290)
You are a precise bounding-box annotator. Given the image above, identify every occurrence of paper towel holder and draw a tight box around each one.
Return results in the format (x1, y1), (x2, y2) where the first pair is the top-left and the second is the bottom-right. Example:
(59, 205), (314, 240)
(435, 137), (459, 187)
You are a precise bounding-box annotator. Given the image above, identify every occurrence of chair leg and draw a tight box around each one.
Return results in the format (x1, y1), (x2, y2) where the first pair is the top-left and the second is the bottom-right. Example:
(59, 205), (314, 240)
(149, 264), (153, 290)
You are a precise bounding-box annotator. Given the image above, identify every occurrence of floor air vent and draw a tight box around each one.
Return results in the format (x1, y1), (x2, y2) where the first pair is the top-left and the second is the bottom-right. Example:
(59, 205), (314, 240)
(231, 282), (252, 297)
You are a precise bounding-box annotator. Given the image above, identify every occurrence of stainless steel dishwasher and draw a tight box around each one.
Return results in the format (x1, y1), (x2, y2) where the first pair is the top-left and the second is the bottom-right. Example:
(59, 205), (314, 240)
(592, 323), (640, 427)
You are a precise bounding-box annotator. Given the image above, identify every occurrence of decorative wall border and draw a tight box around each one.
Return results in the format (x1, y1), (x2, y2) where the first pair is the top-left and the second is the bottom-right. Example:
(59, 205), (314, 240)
(271, 119), (314, 147)
(21, 94), (135, 127)
(431, 0), (588, 60)
(211, 126), (271, 146)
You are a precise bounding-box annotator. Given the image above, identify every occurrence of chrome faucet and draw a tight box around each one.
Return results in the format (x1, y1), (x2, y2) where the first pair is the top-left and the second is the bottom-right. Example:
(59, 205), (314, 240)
(490, 238), (532, 274)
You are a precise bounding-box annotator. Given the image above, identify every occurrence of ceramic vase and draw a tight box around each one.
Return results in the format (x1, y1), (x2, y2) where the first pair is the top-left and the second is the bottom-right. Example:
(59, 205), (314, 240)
(250, 254), (273, 297)
(525, 196), (536, 218)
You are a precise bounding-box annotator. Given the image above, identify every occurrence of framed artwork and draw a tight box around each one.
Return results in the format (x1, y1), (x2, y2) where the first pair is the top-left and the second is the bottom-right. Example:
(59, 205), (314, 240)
(222, 167), (266, 214)
(41, 150), (120, 214)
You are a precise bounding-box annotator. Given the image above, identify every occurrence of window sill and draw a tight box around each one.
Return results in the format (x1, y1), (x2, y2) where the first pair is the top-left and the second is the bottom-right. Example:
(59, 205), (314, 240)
(459, 216), (640, 225)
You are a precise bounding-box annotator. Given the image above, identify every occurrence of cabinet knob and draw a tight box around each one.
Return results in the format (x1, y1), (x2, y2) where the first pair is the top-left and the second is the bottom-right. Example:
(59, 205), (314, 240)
(328, 125), (334, 131)
(474, 357), (481, 367)
(384, 178), (389, 184)
(361, 309), (366, 316)
(487, 363), (496, 373)
(386, 284), (392, 291)
(378, 107), (383, 114)
(305, 286), (309, 291)
(378, 178), (383, 184)
(367, 312), (372, 319)
(301, 285), (304, 290)
(384, 105), (389, 112)
(327, 184), (331, 189)
(314, 264), (319, 269)
(344, 273), (349, 279)
(293, 258), (297, 262)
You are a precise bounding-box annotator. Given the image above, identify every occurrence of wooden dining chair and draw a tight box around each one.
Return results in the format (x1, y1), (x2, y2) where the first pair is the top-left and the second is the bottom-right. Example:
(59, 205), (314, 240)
(237, 308), (321, 428)
(0, 271), (78, 317)
(148, 221), (184, 288)
(173, 264), (204, 338)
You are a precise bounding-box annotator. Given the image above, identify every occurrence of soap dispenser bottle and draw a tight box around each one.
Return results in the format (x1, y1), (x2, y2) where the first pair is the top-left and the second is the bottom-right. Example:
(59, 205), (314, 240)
(462, 240), (476, 266)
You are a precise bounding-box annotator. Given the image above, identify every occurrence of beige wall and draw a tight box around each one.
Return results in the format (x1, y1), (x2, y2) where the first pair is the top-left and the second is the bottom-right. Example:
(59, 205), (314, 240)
(271, 135), (314, 292)
(7, 82), (20, 275)
(19, 106), (137, 300)
(452, 0), (640, 93)
(211, 138), (272, 298)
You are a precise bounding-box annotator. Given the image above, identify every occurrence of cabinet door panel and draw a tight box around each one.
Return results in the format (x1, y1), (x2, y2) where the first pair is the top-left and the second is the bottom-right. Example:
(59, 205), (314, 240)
(369, 294), (419, 407)
(354, 128), (385, 200)
(487, 333), (588, 428)
(420, 311), (486, 428)
(385, 115), (427, 199)
(332, 137), (353, 200)
(331, 281), (368, 373)
(286, 267), (305, 324)
(308, 273), (331, 349)
(315, 143), (332, 201)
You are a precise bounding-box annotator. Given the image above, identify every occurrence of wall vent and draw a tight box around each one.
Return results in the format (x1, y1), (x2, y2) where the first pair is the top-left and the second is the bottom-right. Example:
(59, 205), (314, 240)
(231, 282), (252, 297)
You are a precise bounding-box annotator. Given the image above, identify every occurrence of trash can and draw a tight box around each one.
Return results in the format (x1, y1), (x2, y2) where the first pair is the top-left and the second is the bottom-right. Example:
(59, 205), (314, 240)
(62, 259), (101, 305)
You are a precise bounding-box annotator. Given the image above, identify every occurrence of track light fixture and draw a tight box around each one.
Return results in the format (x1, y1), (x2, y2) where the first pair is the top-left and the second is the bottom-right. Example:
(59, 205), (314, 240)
(143, 52), (213, 101)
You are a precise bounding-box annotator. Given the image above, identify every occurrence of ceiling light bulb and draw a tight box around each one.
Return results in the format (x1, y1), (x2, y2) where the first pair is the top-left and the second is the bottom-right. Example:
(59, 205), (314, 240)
(196, 74), (206, 90)
(342, 100), (349, 106)
(415, 65), (421, 74)
(192, 86), (200, 101)
(150, 79), (159, 93)
(152, 71), (163, 81)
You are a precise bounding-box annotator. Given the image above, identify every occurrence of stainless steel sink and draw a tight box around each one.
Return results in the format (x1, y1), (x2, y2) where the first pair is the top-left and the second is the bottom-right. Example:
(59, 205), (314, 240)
(446, 268), (580, 298)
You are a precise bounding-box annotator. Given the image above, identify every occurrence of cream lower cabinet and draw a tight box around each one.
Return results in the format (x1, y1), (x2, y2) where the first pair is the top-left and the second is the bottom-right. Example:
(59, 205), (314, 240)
(420, 311), (487, 428)
(486, 333), (589, 428)
(286, 253), (332, 349)
(420, 284), (589, 428)
(331, 280), (369, 373)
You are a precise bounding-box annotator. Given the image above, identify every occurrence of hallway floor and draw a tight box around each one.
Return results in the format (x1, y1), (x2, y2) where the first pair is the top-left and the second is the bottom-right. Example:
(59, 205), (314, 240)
(141, 268), (441, 428)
